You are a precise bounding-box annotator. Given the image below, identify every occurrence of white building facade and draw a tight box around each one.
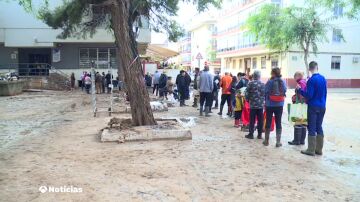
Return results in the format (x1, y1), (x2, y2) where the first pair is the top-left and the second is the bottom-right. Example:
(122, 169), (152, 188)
(0, 1), (151, 80)
(216, 0), (360, 88)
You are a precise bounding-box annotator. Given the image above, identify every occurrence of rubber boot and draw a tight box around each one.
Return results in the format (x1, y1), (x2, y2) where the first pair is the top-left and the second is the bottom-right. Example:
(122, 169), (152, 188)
(205, 107), (211, 117)
(199, 106), (204, 116)
(234, 119), (240, 128)
(245, 133), (254, 139)
(192, 98), (198, 108)
(301, 136), (316, 156)
(288, 126), (301, 145)
(275, 129), (282, 147)
(218, 105), (224, 115)
(315, 135), (324, 155)
(300, 125), (307, 145)
(263, 129), (270, 146)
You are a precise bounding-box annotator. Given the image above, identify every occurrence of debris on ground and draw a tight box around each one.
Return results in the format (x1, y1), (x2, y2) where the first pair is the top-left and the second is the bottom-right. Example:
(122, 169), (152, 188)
(107, 118), (133, 130)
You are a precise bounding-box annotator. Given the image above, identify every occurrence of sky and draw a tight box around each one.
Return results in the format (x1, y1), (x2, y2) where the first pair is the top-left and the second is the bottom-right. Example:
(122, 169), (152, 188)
(151, 2), (199, 45)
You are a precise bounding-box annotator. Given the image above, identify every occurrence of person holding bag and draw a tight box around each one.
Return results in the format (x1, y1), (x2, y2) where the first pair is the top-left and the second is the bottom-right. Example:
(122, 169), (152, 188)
(288, 71), (307, 145)
(263, 68), (287, 147)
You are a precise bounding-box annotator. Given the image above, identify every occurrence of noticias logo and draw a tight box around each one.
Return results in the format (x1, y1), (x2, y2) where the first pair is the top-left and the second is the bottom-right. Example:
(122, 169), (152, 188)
(39, 185), (83, 193)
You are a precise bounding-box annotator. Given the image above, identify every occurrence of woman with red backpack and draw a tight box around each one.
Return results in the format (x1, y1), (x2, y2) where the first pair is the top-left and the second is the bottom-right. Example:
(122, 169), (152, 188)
(263, 68), (287, 147)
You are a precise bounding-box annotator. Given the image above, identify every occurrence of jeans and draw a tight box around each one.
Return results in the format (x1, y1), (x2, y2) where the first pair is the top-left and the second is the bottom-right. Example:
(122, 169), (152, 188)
(212, 90), (219, 107)
(265, 106), (283, 130)
(153, 84), (159, 96)
(307, 106), (326, 136)
(249, 108), (263, 135)
(220, 94), (231, 107)
(200, 92), (213, 108)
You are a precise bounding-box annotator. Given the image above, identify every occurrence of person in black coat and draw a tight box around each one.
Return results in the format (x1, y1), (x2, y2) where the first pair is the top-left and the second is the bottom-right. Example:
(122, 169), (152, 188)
(184, 72), (191, 100)
(176, 70), (187, 106)
(105, 71), (112, 93)
(145, 72), (152, 87)
(158, 72), (168, 99)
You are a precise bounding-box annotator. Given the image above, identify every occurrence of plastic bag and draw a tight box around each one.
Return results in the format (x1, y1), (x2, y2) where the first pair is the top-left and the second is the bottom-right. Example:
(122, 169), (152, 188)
(289, 103), (307, 125)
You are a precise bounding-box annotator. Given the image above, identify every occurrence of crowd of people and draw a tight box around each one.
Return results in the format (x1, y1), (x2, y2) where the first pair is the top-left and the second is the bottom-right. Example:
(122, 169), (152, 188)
(75, 71), (114, 94)
(146, 61), (327, 156)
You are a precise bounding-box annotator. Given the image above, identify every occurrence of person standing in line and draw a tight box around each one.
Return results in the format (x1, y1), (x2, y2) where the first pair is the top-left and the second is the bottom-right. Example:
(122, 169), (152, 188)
(166, 76), (174, 100)
(176, 70), (188, 106)
(84, 73), (92, 94)
(245, 70), (265, 139)
(153, 70), (161, 96)
(289, 71), (307, 145)
(263, 68), (287, 147)
(229, 76), (238, 117)
(236, 72), (249, 90)
(95, 72), (102, 94)
(199, 65), (214, 116)
(70, 72), (75, 91)
(218, 72), (232, 116)
(101, 72), (106, 93)
(158, 71), (168, 100)
(212, 71), (221, 109)
(145, 72), (152, 88)
(105, 71), (112, 93)
(192, 68), (200, 108)
(184, 71), (192, 100)
(80, 71), (86, 91)
(233, 88), (245, 127)
(298, 61), (327, 156)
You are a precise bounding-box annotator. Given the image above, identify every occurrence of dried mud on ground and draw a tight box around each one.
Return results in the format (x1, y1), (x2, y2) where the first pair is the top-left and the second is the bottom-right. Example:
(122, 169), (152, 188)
(0, 90), (359, 202)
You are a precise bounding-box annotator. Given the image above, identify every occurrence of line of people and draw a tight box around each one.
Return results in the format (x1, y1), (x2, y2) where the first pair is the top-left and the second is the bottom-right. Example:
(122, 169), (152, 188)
(194, 61), (327, 156)
(78, 71), (113, 94)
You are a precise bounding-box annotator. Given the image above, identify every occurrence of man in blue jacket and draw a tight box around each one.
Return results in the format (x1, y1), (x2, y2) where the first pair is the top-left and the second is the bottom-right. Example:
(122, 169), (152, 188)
(297, 61), (327, 156)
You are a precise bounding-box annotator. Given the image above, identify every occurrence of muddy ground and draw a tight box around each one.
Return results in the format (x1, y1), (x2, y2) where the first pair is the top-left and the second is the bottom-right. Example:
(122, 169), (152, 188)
(0, 89), (359, 202)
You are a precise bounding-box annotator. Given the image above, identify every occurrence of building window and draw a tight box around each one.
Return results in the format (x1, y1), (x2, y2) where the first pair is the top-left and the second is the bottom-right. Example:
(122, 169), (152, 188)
(261, 57), (266, 69)
(271, 58), (278, 68)
(331, 56), (341, 70)
(79, 48), (117, 69)
(252, 58), (257, 69)
(332, 29), (342, 43)
(334, 2), (343, 17)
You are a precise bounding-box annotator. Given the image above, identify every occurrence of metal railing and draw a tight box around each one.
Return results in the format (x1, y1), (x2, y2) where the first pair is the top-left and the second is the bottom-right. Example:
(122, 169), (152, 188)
(0, 63), (69, 78)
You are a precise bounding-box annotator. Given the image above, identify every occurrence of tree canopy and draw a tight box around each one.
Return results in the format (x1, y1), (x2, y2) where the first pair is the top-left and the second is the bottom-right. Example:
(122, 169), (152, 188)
(17, 0), (222, 42)
(246, 2), (335, 73)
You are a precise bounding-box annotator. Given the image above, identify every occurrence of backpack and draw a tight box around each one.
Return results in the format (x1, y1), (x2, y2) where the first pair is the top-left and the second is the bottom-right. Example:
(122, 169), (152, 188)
(269, 79), (285, 102)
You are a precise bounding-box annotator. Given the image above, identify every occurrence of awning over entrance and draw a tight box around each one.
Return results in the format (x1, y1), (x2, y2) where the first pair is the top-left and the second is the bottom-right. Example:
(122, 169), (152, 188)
(143, 44), (178, 60)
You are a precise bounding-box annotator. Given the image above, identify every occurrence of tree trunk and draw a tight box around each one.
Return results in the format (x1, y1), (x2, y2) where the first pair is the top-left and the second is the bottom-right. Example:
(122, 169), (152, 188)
(110, 0), (156, 126)
(304, 49), (309, 78)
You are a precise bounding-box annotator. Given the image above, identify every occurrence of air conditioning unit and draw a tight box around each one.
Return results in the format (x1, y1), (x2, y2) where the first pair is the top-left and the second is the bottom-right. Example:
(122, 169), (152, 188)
(353, 56), (359, 64)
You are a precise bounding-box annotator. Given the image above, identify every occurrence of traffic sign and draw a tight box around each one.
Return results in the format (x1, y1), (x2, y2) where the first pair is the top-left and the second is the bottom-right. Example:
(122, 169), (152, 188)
(196, 53), (203, 60)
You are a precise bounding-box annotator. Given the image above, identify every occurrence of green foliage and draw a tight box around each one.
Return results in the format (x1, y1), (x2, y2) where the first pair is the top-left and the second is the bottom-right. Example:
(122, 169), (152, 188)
(17, 0), (222, 42)
(247, 3), (330, 56)
(313, 0), (360, 18)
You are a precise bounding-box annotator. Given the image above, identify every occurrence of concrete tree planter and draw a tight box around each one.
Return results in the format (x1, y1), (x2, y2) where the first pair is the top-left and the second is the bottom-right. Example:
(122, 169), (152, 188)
(0, 80), (26, 96)
(101, 118), (192, 143)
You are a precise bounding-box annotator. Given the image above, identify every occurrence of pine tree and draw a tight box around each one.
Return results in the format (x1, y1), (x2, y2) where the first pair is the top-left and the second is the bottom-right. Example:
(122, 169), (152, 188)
(17, 0), (221, 126)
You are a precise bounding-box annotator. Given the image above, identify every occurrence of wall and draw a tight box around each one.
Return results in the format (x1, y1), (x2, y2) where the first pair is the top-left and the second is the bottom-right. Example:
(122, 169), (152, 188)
(0, 44), (18, 68)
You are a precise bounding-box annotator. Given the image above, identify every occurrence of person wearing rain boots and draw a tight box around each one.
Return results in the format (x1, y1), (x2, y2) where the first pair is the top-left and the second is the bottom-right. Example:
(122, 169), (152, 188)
(233, 89), (245, 128)
(245, 71), (265, 139)
(289, 71), (307, 145)
(199, 65), (214, 117)
(263, 68), (287, 147)
(297, 61), (327, 156)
